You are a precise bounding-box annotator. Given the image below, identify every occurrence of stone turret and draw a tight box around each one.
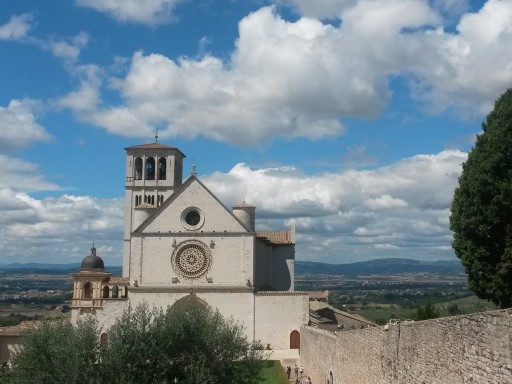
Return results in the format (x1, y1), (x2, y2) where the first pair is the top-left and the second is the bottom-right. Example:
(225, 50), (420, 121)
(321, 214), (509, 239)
(233, 201), (256, 231)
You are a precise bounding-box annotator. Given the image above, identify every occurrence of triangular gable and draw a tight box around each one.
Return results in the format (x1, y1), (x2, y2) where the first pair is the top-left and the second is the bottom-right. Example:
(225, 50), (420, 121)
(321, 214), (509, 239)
(135, 175), (249, 234)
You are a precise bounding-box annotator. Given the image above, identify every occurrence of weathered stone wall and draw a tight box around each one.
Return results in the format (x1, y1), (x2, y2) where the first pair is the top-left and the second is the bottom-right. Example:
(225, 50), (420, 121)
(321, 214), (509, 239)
(301, 308), (512, 384)
(255, 292), (309, 349)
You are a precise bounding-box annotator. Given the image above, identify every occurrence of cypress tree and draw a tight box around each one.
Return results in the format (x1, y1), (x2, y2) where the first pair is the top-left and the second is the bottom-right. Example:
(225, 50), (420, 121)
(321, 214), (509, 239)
(450, 89), (512, 308)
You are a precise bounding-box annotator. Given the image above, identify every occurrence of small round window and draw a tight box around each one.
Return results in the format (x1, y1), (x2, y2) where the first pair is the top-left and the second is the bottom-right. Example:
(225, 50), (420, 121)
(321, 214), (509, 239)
(185, 210), (201, 226)
(181, 207), (204, 230)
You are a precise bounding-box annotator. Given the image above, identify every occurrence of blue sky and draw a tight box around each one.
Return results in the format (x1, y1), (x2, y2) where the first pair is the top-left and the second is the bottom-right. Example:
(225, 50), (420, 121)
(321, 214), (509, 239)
(0, 0), (509, 265)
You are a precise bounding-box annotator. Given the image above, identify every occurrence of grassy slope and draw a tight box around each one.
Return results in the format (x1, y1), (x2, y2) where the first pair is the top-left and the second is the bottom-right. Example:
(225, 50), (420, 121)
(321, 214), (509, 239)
(260, 361), (289, 384)
(356, 295), (498, 324)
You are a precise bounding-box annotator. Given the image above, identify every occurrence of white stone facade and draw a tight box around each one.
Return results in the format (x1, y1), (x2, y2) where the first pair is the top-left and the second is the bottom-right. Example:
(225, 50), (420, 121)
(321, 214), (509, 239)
(71, 142), (309, 350)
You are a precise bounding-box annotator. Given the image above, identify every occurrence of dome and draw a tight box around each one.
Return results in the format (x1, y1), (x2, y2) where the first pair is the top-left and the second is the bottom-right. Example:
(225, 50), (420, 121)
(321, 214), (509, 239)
(80, 246), (105, 271)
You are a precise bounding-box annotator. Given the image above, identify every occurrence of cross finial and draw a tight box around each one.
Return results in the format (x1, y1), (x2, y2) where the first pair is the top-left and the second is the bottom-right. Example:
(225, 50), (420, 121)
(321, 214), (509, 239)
(155, 129), (159, 143)
(191, 163), (197, 176)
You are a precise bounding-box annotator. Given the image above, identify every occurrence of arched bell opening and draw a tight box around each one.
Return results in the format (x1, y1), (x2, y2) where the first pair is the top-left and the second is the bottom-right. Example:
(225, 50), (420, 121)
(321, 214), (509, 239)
(158, 157), (167, 180)
(102, 286), (110, 298)
(134, 157), (143, 180)
(146, 157), (155, 180)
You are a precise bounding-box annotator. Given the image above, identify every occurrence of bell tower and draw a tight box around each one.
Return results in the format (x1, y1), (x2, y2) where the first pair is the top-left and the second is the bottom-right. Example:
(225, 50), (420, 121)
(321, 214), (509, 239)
(122, 142), (185, 277)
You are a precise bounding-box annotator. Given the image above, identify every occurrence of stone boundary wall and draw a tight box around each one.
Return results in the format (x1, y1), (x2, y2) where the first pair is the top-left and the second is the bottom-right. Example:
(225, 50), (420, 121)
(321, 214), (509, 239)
(301, 308), (512, 384)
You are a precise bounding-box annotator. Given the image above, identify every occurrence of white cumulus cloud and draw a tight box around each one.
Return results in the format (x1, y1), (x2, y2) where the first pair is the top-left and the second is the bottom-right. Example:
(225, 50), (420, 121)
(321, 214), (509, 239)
(204, 149), (466, 263)
(0, 100), (51, 151)
(57, 2), (512, 145)
(0, 14), (32, 40)
(0, 193), (124, 264)
(75, 0), (182, 25)
(0, 156), (59, 192)
(0, 149), (465, 264)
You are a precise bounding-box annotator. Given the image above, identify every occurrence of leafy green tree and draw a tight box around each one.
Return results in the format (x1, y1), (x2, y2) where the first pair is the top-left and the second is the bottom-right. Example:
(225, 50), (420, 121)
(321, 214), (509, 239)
(101, 301), (265, 384)
(447, 303), (460, 315)
(4, 301), (265, 384)
(60, 305), (71, 313)
(412, 301), (440, 321)
(3, 318), (101, 384)
(450, 89), (512, 308)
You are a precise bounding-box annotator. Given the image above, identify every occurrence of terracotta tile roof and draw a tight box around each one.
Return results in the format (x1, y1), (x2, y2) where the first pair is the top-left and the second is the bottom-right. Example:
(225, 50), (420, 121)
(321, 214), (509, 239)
(125, 143), (178, 150)
(255, 291), (309, 296)
(107, 277), (130, 285)
(0, 320), (41, 336)
(257, 231), (293, 244)
(308, 290), (329, 301)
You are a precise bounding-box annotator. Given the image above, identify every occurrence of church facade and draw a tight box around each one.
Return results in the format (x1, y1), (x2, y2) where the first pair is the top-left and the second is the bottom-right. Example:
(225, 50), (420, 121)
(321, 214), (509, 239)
(71, 143), (309, 350)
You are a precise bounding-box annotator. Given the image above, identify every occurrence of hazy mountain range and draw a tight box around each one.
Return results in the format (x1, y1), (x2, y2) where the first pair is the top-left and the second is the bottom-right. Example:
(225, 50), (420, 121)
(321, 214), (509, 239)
(295, 258), (464, 275)
(0, 258), (463, 276)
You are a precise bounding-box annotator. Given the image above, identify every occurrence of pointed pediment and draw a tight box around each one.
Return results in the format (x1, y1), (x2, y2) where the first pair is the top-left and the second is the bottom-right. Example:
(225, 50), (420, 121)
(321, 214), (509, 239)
(136, 176), (249, 234)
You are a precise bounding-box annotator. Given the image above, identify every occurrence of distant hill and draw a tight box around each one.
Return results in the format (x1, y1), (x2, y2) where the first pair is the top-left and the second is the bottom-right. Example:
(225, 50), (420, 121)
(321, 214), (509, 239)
(296, 258), (464, 275)
(0, 259), (463, 276)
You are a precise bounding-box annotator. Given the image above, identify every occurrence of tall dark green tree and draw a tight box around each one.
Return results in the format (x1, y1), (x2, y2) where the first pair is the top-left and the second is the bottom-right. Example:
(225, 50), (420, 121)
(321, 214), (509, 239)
(450, 88), (512, 308)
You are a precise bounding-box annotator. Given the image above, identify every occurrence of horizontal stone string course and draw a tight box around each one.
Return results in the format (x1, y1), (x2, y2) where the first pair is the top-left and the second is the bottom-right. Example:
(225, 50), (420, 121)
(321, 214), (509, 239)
(301, 308), (512, 384)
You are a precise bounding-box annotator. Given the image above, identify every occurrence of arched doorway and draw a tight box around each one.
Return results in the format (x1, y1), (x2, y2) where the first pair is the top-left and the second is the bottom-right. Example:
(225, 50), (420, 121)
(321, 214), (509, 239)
(100, 333), (108, 347)
(290, 330), (300, 349)
(172, 293), (208, 309)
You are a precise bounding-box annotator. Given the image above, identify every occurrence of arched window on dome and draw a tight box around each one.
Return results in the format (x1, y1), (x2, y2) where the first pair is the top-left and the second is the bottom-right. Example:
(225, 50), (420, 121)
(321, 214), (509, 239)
(134, 157), (143, 180)
(158, 157), (166, 180)
(112, 286), (119, 298)
(103, 286), (109, 298)
(146, 157), (155, 180)
(83, 282), (93, 299)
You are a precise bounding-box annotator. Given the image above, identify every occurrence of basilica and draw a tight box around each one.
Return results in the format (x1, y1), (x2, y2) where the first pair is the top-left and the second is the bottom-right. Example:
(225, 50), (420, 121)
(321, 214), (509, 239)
(71, 142), (309, 350)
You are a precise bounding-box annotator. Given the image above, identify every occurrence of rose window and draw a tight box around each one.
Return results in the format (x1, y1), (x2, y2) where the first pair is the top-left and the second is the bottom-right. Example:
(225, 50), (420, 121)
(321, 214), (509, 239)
(172, 240), (211, 279)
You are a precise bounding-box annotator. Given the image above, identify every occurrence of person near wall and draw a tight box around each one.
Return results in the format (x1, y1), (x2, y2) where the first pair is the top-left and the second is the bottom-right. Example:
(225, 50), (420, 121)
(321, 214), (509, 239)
(294, 364), (299, 379)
